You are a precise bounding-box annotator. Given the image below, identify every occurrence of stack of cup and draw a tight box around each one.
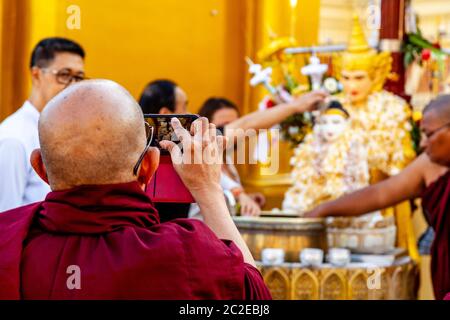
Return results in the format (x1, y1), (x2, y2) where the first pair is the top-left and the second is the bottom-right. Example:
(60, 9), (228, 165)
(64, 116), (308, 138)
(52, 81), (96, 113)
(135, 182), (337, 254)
(328, 248), (351, 266)
(262, 248), (285, 265)
(299, 248), (324, 267)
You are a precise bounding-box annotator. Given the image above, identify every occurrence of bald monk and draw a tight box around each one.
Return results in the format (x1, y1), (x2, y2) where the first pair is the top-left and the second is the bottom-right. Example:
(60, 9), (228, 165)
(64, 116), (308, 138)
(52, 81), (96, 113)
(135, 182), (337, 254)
(306, 94), (450, 300)
(0, 79), (271, 299)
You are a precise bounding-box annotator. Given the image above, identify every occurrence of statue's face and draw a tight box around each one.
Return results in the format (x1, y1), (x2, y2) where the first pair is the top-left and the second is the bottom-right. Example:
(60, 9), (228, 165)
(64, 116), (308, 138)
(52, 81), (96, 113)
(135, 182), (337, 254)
(315, 113), (348, 142)
(340, 70), (372, 104)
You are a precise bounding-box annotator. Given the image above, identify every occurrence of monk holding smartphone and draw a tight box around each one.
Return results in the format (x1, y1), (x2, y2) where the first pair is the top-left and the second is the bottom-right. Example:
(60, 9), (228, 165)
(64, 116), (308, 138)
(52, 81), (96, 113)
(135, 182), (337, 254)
(0, 80), (271, 300)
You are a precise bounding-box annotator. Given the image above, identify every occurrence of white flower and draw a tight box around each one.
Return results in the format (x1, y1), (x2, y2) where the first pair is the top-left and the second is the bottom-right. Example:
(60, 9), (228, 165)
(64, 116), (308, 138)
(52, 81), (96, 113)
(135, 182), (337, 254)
(323, 77), (339, 93)
(404, 122), (412, 131)
(288, 126), (300, 135)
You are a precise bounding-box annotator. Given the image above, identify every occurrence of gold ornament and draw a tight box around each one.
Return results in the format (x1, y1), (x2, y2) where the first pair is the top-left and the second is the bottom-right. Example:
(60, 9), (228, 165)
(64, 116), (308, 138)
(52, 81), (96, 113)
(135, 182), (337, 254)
(257, 37), (297, 62)
(334, 16), (392, 92)
(335, 91), (415, 176)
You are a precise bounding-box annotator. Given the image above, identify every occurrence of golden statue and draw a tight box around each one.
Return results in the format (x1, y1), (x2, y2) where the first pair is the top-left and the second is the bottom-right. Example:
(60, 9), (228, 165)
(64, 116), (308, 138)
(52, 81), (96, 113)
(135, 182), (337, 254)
(333, 16), (415, 176)
(285, 16), (418, 260)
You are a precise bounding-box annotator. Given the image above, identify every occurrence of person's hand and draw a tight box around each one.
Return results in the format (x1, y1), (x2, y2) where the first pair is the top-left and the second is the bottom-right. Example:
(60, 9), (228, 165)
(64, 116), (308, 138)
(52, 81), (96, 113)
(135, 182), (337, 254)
(287, 90), (328, 113)
(248, 192), (266, 208)
(238, 193), (261, 217)
(159, 117), (226, 197)
(304, 205), (327, 218)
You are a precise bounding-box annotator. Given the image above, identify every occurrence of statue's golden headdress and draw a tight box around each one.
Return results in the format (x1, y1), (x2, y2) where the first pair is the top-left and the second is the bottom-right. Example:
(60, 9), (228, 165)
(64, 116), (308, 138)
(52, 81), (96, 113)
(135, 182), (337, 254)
(334, 16), (393, 92)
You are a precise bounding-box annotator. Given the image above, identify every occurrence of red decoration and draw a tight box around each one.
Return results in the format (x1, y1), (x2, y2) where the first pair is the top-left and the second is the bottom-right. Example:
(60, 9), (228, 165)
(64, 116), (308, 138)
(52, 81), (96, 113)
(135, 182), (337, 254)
(432, 42), (441, 50)
(421, 48), (431, 61)
(266, 99), (276, 109)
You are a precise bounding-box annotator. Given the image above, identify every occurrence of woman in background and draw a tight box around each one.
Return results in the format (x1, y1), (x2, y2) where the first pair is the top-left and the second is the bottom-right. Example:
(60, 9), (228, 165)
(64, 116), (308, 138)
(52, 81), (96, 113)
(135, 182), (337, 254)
(199, 98), (264, 216)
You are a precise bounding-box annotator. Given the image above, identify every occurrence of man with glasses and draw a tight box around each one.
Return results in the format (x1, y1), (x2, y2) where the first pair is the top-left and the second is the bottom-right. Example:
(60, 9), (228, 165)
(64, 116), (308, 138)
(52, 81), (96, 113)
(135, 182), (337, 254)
(306, 94), (450, 300)
(0, 37), (85, 211)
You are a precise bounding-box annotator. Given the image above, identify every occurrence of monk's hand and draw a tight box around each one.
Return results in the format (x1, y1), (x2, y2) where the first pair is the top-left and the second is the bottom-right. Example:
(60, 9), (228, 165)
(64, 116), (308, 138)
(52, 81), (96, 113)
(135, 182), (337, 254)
(304, 205), (326, 218)
(287, 90), (328, 113)
(159, 117), (227, 196)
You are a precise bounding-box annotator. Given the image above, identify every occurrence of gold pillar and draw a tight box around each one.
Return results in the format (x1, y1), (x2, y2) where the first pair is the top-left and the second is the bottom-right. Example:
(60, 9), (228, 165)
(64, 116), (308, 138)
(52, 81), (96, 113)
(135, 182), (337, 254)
(240, 0), (321, 209)
(242, 0), (320, 113)
(25, 0), (61, 93)
(0, 0), (30, 121)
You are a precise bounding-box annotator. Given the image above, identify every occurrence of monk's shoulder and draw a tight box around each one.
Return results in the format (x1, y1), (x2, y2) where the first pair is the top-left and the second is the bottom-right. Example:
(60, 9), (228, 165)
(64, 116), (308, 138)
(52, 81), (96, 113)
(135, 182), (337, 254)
(0, 203), (40, 225)
(419, 153), (449, 186)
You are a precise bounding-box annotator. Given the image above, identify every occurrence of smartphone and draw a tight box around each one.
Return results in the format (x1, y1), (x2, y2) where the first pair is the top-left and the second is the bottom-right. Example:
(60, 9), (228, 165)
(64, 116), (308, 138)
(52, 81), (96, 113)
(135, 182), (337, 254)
(144, 114), (199, 203)
(144, 114), (198, 153)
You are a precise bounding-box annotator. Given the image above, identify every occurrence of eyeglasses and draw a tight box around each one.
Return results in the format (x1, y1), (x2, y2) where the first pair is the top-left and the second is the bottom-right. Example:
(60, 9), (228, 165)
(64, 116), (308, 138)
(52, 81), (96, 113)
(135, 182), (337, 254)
(422, 122), (450, 139)
(133, 122), (154, 176)
(41, 68), (86, 85)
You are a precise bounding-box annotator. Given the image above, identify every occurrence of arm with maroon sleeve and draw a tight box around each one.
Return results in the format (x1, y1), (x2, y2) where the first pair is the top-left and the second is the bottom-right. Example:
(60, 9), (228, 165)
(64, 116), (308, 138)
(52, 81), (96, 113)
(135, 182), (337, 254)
(305, 153), (430, 218)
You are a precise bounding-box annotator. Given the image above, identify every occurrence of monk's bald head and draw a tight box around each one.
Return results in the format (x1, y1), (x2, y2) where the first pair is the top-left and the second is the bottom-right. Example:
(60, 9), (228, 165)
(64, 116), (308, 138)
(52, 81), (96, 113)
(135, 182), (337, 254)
(39, 79), (147, 190)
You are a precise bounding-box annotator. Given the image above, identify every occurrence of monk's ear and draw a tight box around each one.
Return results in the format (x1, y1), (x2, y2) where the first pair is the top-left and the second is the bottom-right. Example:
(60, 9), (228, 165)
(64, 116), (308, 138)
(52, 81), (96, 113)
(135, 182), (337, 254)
(30, 149), (49, 184)
(137, 147), (160, 188)
(30, 66), (42, 87)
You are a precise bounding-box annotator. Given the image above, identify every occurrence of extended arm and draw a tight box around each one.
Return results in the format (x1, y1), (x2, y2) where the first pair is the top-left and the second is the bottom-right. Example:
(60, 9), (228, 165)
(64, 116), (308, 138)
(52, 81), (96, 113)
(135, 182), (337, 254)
(224, 91), (327, 137)
(194, 185), (255, 266)
(305, 153), (430, 218)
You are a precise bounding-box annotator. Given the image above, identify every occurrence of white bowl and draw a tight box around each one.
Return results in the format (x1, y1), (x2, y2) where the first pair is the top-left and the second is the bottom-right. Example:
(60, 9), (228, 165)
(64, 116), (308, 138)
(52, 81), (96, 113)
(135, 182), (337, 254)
(300, 248), (324, 266)
(328, 248), (351, 266)
(262, 248), (285, 265)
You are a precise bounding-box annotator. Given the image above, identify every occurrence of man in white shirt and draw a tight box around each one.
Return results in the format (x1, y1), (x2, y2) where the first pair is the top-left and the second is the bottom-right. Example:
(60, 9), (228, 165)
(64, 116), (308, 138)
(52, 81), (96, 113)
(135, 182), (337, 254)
(0, 37), (86, 212)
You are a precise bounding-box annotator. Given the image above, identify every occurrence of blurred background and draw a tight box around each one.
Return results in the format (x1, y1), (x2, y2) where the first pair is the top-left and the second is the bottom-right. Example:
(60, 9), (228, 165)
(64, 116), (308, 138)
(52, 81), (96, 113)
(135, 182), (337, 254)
(1, 0), (450, 300)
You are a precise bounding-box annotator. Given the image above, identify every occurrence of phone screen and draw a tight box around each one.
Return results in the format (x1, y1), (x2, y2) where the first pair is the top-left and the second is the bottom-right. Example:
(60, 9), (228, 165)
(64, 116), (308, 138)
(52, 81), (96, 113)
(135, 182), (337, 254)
(143, 114), (198, 204)
(144, 114), (198, 148)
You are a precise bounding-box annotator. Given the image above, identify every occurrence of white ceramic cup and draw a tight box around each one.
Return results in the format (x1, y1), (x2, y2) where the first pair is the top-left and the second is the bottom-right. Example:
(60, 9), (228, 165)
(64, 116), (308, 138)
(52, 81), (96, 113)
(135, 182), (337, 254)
(300, 248), (324, 267)
(328, 248), (351, 266)
(262, 248), (285, 265)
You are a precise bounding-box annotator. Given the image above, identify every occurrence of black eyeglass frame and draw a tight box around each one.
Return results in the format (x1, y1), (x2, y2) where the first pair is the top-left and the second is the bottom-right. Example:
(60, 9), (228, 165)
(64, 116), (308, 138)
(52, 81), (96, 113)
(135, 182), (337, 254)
(422, 121), (450, 139)
(40, 67), (87, 85)
(133, 122), (154, 176)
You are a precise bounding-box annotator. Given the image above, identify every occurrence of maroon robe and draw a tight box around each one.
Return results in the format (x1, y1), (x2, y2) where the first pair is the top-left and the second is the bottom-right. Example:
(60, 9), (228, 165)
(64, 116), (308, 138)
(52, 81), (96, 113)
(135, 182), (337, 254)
(0, 182), (271, 300)
(421, 170), (450, 300)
